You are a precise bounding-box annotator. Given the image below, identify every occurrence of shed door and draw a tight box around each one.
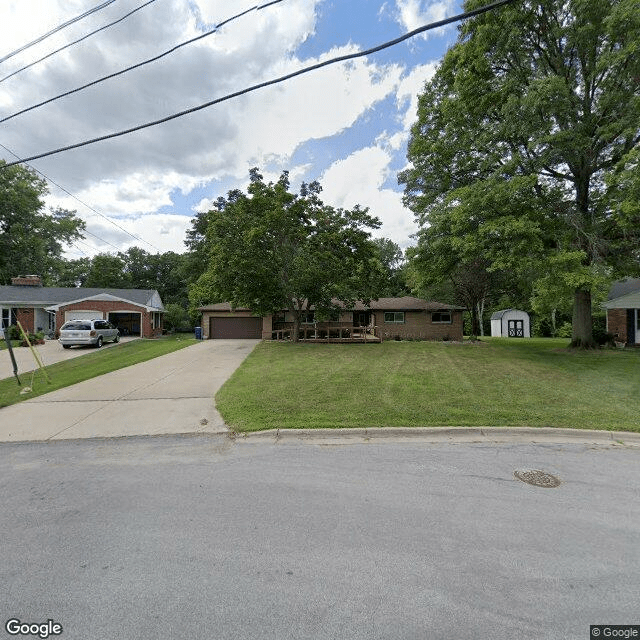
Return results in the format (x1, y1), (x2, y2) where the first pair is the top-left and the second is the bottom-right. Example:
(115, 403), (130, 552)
(209, 317), (262, 339)
(508, 319), (524, 337)
(65, 310), (103, 322)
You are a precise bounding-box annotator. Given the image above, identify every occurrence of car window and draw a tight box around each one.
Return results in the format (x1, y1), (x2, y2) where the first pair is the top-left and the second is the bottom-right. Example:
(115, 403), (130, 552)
(95, 321), (108, 329)
(62, 322), (91, 330)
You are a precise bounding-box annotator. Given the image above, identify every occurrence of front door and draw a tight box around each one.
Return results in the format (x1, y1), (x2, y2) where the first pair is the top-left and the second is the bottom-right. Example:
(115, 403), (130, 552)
(508, 319), (524, 337)
(354, 312), (370, 327)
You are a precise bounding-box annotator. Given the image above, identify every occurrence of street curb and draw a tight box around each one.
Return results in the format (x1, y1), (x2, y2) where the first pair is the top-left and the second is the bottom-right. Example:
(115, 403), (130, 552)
(230, 426), (640, 446)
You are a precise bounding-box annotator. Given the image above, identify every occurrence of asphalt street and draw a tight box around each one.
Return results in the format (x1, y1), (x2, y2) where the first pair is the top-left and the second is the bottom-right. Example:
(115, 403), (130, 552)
(1, 436), (638, 640)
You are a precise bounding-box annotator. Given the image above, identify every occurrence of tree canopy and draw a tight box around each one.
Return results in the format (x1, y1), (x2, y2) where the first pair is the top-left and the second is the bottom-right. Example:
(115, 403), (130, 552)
(0, 161), (85, 285)
(192, 168), (384, 340)
(400, 0), (640, 346)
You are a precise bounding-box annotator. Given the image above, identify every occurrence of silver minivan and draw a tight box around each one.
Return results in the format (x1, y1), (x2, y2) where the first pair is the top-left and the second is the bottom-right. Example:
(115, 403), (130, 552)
(58, 319), (120, 349)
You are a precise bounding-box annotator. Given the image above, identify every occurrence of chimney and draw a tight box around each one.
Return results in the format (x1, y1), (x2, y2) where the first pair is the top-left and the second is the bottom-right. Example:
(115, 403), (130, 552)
(11, 275), (43, 287)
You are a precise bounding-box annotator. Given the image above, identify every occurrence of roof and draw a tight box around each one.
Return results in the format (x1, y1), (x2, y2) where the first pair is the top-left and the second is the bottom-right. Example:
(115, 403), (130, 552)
(0, 285), (164, 310)
(490, 308), (529, 320)
(608, 278), (640, 301)
(199, 297), (464, 313)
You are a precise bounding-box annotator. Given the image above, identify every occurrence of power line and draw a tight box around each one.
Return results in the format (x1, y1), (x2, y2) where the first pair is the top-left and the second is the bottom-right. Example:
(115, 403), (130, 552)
(0, 0), (116, 65)
(0, 0), (160, 85)
(0, 0), (286, 124)
(0, 0), (516, 169)
(0, 142), (160, 253)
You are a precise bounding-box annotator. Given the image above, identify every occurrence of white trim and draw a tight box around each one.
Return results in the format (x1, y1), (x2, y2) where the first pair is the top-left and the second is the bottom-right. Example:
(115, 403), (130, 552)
(46, 293), (161, 312)
(603, 291), (640, 309)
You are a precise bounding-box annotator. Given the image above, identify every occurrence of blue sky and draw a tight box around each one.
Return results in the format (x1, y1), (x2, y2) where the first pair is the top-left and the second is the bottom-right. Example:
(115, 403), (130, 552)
(0, 0), (463, 258)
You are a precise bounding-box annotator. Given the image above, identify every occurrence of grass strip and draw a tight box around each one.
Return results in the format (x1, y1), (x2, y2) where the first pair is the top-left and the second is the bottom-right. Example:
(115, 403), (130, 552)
(216, 338), (640, 433)
(0, 335), (197, 408)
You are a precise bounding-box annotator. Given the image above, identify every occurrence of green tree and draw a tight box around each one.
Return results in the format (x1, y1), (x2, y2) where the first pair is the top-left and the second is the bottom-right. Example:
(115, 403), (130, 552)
(85, 253), (129, 288)
(400, 0), (640, 347)
(196, 168), (383, 341)
(50, 257), (91, 287)
(163, 302), (191, 332)
(372, 237), (409, 296)
(0, 161), (85, 284)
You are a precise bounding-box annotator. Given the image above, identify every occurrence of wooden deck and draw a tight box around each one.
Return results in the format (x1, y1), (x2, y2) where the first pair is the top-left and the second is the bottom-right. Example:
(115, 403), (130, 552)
(271, 324), (382, 343)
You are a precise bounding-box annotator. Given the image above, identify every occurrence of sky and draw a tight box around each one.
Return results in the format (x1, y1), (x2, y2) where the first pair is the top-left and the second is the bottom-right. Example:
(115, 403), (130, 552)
(0, 0), (463, 260)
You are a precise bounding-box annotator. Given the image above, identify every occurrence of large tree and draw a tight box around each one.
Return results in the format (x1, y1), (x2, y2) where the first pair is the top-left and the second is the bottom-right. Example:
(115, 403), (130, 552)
(400, 0), (640, 347)
(193, 169), (384, 340)
(0, 161), (85, 284)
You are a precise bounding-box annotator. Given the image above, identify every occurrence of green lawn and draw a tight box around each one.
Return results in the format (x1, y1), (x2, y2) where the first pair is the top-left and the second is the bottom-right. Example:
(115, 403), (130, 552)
(0, 335), (197, 408)
(216, 338), (640, 433)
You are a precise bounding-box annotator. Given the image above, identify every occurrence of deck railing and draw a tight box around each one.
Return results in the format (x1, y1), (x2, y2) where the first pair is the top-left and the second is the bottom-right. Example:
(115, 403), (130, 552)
(271, 322), (381, 342)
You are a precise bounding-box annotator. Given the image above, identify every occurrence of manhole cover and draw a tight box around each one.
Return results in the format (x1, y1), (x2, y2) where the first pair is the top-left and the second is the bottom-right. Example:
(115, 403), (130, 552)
(514, 469), (561, 488)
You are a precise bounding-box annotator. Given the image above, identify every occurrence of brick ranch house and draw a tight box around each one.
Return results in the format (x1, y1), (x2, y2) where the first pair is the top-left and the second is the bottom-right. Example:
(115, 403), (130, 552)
(0, 275), (164, 338)
(199, 296), (465, 341)
(603, 278), (640, 345)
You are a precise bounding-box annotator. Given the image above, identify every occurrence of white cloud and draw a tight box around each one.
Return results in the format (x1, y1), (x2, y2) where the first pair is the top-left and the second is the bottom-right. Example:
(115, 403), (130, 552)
(319, 146), (417, 250)
(1, 0), (441, 258)
(394, 0), (458, 35)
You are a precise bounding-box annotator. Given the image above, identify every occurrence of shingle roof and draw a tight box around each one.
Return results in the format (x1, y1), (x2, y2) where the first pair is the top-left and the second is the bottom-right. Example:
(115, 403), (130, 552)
(0, 285), (163, 309)
(608, 278), (640, 301)
(199, 297), (464, 313)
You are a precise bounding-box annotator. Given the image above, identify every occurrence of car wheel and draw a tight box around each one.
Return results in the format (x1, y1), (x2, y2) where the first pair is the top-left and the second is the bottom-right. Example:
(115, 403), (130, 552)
(62, 345), (71, 349)
(96, 336), (103, 348)
(114, 333), (120, 343)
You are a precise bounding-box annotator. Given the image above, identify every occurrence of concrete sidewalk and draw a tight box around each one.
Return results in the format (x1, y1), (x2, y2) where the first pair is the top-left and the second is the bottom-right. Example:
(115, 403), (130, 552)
(0, 339), (259, 442)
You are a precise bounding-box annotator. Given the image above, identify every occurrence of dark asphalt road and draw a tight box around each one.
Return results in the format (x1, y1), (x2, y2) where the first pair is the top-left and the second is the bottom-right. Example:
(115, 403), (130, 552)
(1, 435), (638, 640)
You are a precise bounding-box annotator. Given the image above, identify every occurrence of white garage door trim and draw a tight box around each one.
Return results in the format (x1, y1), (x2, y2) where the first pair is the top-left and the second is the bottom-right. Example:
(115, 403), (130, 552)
(64, 310), (104, 321)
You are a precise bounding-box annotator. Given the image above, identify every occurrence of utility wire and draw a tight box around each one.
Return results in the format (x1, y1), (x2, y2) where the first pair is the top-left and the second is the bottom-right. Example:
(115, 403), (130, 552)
(0, 142), (160, 252)
(0, 0), (515, 169)
(0, 0), (160, 85)
(0, 0), (285, 124)
(0, 0), (116, 65)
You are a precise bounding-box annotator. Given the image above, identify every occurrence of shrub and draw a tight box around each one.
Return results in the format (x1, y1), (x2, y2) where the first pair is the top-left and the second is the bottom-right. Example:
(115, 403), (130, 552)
(556, 322), (573, 338)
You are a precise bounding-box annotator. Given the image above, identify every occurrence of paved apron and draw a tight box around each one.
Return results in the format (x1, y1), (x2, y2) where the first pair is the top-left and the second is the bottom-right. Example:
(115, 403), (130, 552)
(0, 339), (259, 442)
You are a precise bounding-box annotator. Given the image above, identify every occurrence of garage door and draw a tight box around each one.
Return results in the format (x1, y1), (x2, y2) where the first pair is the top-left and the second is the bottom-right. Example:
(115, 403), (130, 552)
(209, 317), (262, 339)
(65, 310), (103, 321)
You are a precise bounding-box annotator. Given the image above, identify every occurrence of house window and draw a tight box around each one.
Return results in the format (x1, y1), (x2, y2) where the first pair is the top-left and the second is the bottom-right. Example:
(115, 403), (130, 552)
(301, 311), (315, 324)
(151, 312), (162, 329)
(384, 311), (405, 324)
(432, 311), (452, 323)
(1, 308), (17, 329)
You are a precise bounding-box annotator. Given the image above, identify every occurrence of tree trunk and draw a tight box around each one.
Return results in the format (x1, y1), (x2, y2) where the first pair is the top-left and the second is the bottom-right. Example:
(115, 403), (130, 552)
(292, 314), (300, 343)
(570, 288), (595, 348)
(477, 299), (485, 337)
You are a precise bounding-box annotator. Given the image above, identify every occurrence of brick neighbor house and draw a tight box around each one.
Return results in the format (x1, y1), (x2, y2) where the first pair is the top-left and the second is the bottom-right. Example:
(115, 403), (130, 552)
(0, 275), (164, 338)
(603, 278), (640, 345)
(199, 296), (465, 341)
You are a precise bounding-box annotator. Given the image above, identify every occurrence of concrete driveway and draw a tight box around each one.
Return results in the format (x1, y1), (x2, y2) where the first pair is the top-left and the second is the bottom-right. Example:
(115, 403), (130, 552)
(0, 339), (259, 442)
(0, 336), (138, 380)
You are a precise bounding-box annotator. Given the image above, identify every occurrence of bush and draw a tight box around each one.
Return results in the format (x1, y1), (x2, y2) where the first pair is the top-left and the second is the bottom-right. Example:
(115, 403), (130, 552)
(5, 325), (20, 340)
(533, 316), (553, 337)
(556, 321), (573, 338)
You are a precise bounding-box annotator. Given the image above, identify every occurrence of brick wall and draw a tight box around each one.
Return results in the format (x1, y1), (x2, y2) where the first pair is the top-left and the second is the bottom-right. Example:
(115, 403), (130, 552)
(607, 308), (628, 342)
(16, 308), (35, 333)
(56, 301), (162, 338)
(376, 310), (464, 341)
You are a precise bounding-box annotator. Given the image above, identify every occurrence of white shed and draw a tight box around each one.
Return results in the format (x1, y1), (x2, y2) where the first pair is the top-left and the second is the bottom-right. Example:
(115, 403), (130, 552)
(490, 309), (531, 338)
